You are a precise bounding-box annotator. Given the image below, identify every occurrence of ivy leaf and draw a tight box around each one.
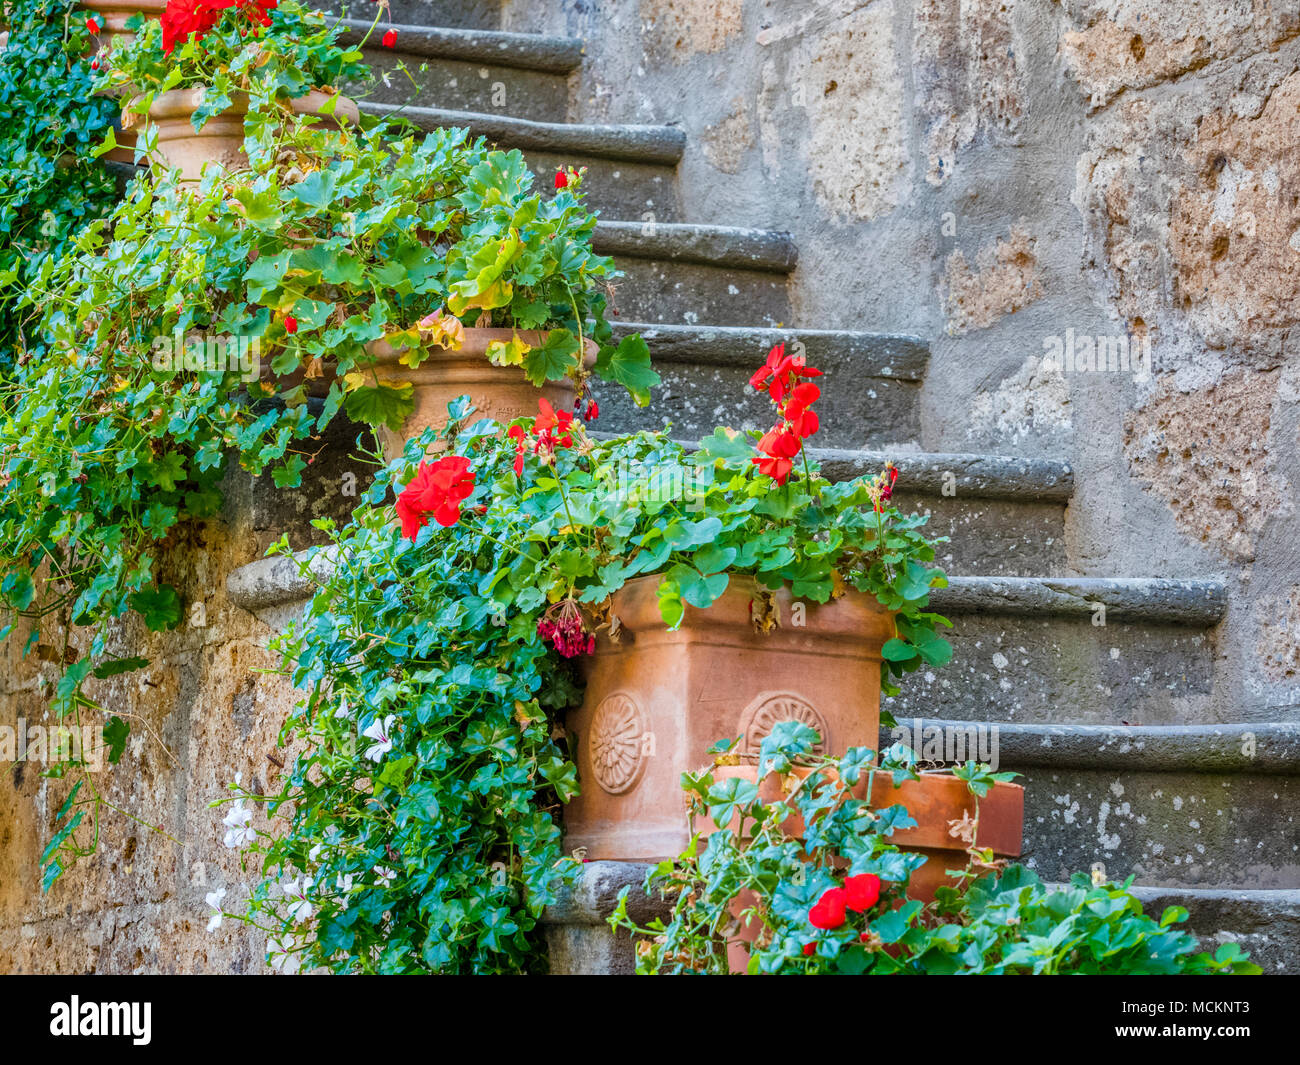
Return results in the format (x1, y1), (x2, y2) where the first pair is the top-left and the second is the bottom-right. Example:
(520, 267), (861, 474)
(287, 169), (339, 210)
(705, 776), (758, 828)
(90, 126), (118, 159)
(343, 380), (415, 432)
(141, 452), (187, 492)
(595, 334), (659, 407)
(696, 426), (755, 466)
(272, 454), (308, 489)
(103, 715), (130, 765)
(130, 585), (182, 631)
(92, 656), (150, 680)
(231, 186), (282, 229)
(2, 571), (35, 611)
(881, 638), (919, 663)
(521, 328), (580, 385)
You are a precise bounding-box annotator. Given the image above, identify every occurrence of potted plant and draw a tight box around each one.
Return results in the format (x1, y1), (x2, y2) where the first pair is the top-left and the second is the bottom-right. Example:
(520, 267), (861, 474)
(705, 750), (1025, 904)
(549, 344), (955, 861)
(1, 102), (651, 889)
(92, 0), (368, 179)
(217, 341), (950, 973)
(608, 721), (1260, 975)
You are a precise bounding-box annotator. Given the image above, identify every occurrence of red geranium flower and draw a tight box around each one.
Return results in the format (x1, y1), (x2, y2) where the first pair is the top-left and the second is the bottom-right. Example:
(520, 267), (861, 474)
(749, 341), (822, 403)
(382, 29), (397, 47)
(808, 887), (847, 930)
(509, 398), (578, 475)
(395, 456), (475, 540)
(844, 873), (882, 912)
(534, 397), (574, 444)
(160, 0), (277, 55)
(537, 598), (593, 657)
(802, 942), (816, 956)
(284, 314), (298, 334)
(752, 425), (801, 485)
(87, 17), (101, 32)
(783, 380), (821, 439)
(554, 170), (569, 189)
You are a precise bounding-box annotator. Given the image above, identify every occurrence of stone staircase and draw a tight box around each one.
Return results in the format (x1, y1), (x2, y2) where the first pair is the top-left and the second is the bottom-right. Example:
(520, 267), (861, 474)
(221, 6), (1300, 971)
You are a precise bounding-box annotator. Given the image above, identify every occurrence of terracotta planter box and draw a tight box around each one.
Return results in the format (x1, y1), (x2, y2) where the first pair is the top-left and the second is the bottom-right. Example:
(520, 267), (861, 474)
(261, 327), (597, 459)
(365, 329), (598, 460)
(564, 574), (895, 860)
(704, 764), (1022, 970)
(118, 87), (359, 180)
(711, 764), (1024, 902)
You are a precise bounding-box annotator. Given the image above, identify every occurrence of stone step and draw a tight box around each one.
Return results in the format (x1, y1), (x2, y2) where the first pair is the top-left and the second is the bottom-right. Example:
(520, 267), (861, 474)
(824, 451), (1073, 577)
(315, 0), (502, 31)
(592, 223), (797, 326)
(1125, 885), (1300, 975)
(596, 323), (926, 449)
(881, 719), (1300, 893)
(888, 578), (1229, 726)
(338, 19), (580, 122)
(361, 101), (685, 220)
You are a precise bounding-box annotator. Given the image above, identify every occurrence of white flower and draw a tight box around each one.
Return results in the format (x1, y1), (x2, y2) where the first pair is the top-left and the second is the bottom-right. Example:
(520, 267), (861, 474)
(333, 698), (351, 719)
(335, 873), (354, 895)
(268, 935), (302, 975)
(281, 877), (314, 923)
(205, 887), (226, 933)
(308, 843), (324, 864)
(222, 801), (255, 849)
(362, 715), (396, 762)
(374, 865), (396, 886)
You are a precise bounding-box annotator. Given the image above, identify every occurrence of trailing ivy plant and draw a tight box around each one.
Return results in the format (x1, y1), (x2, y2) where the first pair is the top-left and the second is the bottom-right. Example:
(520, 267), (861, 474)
(218, 348), (950, 972)
(609, 721), (1261, 975)
(96, 0), (371, 130)
(1, 91), (652, 889)
(0, 0), (120, 373)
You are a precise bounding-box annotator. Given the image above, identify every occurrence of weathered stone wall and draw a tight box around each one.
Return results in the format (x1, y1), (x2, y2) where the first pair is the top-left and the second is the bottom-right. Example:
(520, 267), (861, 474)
(0, 420), (369, 973)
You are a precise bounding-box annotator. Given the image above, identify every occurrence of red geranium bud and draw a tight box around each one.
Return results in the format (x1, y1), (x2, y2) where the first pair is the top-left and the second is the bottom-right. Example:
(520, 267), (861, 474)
(808, 887), (847, 930)
(284, 315), (298, 334)
(87, 17), (101, 33)
(554, 170), (569, 189)
(802, 943), (816, 956)
(90, 58), (100, 70)
(382, 29), (397, 47)
(844, 873), (882, 912)
(583, 398), (599, 422)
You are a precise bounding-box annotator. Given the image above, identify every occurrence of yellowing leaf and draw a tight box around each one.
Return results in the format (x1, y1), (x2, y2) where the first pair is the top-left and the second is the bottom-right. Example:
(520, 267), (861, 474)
(447, 278), (513, 317)
(485, 333), (530, 367)
(342, 371), (369, 393)
(416, 310), (465, 352)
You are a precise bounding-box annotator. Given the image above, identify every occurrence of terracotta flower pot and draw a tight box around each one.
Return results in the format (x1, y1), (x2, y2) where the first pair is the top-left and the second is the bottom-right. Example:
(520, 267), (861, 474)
(702, 763), (1022, 970)
(364, 329), (598, 461)
(258, 327), (597, 458)
(118, 87), (359, 180)
(709, 763), (1024, 902)
(563, 574), (895, 861)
